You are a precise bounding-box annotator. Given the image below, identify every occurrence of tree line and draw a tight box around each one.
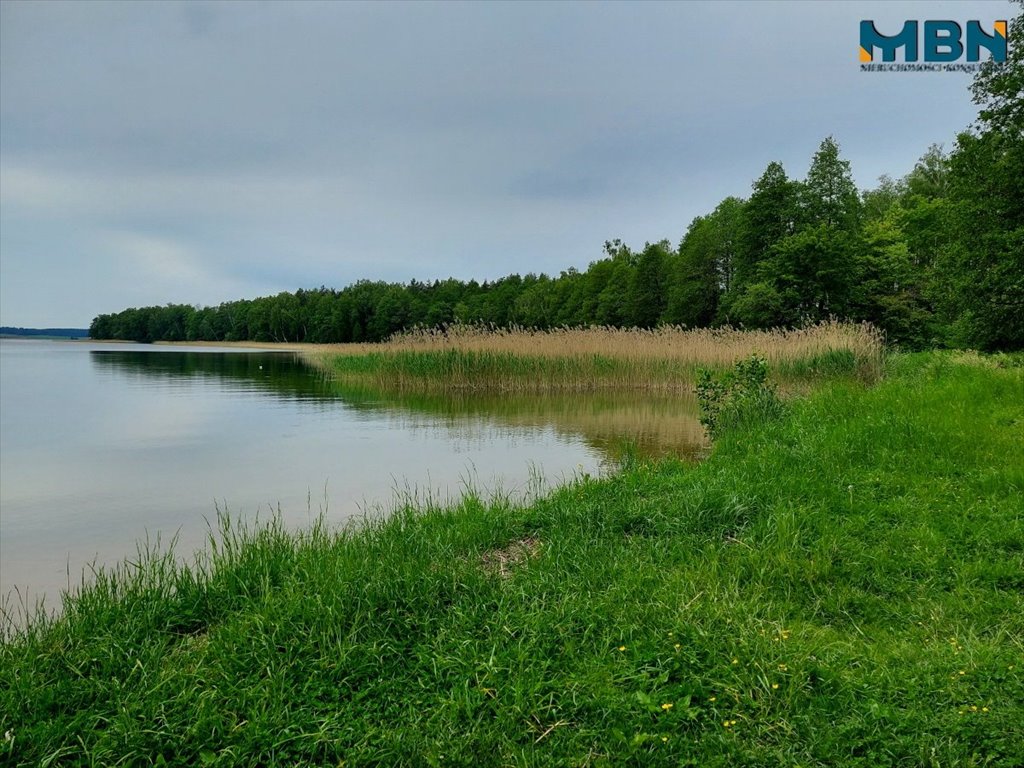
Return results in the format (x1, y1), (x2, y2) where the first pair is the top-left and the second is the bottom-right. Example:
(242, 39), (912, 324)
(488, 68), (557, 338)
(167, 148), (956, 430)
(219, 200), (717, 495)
(1, 327), (89, 338)
(91, 19), (1022, 351)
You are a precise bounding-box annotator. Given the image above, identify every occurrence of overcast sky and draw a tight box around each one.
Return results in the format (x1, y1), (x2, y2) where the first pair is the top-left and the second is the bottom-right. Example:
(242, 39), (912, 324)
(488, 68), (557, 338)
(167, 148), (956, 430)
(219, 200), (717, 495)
(0, 0), (1013, 327)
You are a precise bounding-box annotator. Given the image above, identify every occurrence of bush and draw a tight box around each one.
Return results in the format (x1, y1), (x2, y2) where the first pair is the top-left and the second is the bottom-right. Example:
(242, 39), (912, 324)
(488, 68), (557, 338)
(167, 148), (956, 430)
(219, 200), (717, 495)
(696, 354), (784, 439)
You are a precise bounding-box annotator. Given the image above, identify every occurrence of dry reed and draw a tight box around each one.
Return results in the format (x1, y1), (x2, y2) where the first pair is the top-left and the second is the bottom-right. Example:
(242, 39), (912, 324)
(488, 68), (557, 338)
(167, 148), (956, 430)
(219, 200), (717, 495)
(304, 321), (885, 393)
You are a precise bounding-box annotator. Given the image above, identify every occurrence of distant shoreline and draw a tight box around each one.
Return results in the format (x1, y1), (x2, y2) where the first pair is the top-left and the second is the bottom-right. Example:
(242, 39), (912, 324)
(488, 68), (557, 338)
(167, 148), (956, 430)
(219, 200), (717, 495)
(63, 338), (315, 350)
(0, 334), (89, 341)
(0, 327), (90, 340)
(0, 336), (318, 350)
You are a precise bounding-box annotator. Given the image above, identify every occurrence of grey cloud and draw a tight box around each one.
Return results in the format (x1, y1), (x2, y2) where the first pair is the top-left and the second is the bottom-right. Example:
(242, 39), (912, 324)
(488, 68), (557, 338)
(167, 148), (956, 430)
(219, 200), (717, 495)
(0, 0), (1014, 326)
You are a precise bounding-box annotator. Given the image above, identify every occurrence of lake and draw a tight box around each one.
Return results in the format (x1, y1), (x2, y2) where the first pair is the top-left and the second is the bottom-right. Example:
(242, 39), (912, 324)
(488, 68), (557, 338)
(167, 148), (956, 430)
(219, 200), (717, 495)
(0, 339), (703, 616)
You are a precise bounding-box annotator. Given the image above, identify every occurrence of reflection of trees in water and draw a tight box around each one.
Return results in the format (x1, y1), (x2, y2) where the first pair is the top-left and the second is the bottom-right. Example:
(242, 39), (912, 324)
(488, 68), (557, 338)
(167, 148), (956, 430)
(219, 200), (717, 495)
(91, 350), (706, 461)
(90, 350), (335, 402)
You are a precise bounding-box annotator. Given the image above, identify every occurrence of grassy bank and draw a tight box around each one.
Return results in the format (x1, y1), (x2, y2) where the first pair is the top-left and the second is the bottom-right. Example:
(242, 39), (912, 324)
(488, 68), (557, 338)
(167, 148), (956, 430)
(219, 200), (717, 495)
(307, 321), (885, 393)
(2, 353), (1021, 766)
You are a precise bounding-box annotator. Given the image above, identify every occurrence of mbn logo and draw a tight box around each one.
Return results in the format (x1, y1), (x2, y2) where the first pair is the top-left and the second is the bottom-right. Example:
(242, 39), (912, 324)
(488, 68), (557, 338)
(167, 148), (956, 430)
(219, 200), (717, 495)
(860, 20), (1007, 62)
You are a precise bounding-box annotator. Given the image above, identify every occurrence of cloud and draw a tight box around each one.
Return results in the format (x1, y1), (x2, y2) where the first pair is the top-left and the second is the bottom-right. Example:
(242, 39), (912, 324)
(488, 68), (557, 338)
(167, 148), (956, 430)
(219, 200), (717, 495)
(101, 231), (212, 289)
(1, 0), (1014, 325)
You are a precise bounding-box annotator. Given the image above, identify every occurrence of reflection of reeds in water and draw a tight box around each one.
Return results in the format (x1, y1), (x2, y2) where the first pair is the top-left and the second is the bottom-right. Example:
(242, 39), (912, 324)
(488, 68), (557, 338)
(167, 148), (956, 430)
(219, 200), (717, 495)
(335, 386), (707, 461)
(304, 321), (884, 393)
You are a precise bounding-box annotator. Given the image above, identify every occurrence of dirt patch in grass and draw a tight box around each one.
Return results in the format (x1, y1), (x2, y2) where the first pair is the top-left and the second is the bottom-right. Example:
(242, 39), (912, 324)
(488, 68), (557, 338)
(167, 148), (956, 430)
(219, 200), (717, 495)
(480, 537), (542, 578)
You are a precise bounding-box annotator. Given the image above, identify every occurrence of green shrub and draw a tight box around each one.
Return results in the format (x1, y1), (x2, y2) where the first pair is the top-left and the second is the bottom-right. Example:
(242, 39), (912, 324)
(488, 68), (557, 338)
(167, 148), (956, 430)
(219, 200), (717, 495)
(696, 354), (784, 439)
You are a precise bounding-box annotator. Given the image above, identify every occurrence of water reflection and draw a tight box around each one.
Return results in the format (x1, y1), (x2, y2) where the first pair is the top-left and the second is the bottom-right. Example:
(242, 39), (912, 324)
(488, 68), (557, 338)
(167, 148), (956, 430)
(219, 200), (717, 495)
(90, 349), (334, 401)
(332, 387), (707, 462)
(91, 350), (708, 461)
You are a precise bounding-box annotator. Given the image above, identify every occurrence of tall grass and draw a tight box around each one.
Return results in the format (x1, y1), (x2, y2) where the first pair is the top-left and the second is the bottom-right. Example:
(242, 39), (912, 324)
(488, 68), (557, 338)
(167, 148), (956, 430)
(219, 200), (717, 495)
(306, 321), (885, 393)
(2, 353), (1021, 765)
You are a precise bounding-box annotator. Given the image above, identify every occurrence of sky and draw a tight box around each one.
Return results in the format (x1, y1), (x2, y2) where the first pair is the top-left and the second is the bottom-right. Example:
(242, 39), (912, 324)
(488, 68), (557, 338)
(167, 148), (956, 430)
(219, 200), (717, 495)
(0, 0), (1014, 328)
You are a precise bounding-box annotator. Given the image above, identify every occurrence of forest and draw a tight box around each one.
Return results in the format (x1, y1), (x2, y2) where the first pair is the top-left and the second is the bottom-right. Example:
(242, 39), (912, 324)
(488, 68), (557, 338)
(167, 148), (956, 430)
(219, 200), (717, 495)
(89, 31), (1022, 352)
(0, 327), (89, 338)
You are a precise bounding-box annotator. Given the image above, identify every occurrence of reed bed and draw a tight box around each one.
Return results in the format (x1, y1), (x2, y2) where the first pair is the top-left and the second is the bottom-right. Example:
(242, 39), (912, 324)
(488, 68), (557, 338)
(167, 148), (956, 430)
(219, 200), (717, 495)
(304, 321), (885, 393)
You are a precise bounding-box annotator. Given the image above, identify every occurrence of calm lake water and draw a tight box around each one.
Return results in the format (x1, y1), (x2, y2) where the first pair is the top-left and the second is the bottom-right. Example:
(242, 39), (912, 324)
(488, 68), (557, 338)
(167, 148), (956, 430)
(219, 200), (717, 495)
(0, 339), (703, 614)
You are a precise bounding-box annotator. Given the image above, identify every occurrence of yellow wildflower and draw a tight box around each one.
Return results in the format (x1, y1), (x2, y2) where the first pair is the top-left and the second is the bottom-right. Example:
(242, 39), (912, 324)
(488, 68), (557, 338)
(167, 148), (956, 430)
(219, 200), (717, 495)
(661, 702), (673, 711)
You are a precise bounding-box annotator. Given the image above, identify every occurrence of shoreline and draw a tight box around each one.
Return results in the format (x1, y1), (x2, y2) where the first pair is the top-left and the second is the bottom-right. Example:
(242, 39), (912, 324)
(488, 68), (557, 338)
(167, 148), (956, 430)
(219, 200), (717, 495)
(3, 353), (1021, 764)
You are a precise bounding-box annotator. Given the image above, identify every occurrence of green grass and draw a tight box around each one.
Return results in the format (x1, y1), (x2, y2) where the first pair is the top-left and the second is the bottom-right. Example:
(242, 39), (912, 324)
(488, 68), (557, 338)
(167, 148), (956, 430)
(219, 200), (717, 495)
(2, 353), (1022, 766)
(773, 347), (860, 378)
